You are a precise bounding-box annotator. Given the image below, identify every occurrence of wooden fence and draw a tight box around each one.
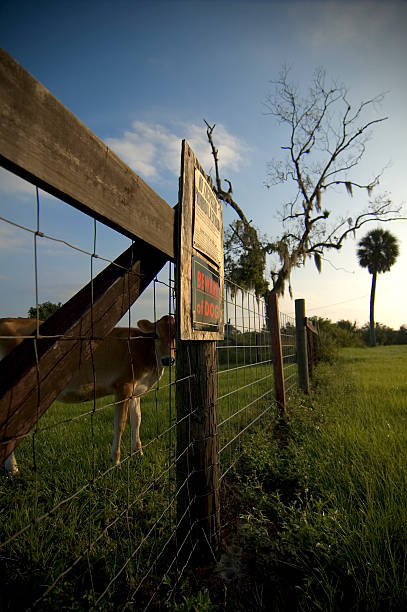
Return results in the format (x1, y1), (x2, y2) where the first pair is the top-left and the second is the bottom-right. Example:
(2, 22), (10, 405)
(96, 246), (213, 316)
(294, 298), (320, 393)
(0, 46), (174, 466)
(306, 317), (320, 380)
(0, 48), (319, 609)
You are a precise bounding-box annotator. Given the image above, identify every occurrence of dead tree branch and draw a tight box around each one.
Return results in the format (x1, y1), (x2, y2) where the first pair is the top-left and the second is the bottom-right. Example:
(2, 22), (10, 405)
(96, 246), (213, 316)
(204, 68), (404, 296)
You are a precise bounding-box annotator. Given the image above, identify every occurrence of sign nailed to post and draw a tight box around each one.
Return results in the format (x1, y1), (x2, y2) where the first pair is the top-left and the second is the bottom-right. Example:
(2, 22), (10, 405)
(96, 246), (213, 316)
(192, 255), (221, 331)
(177, 141), (224, 340)
(193, 168), (223, 267)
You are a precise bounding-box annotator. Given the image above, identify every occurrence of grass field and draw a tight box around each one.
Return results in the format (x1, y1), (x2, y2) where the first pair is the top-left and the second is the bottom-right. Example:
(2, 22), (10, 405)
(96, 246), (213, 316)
(224, 345), (407, 611)
(3, 345), (405, 610)
(0, 358), (277, 610)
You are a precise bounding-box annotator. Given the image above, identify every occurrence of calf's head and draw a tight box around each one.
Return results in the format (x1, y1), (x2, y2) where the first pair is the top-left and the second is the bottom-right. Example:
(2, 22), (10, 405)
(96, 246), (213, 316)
(137, 315), (176, 367)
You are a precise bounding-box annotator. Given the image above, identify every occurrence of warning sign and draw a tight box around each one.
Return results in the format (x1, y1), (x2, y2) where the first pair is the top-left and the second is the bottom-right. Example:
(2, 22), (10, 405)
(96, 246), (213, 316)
(191, 256), (221, 332)
(193, 168), (223, 266)
(177, 140), (224, 340)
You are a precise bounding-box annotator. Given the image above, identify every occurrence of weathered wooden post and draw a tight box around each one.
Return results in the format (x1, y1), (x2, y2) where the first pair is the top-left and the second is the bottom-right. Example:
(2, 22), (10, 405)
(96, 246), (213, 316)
(176, 141), (223, 562)
(306, 324), (313, 379)
(295, 299), (310, 393)
(268, 292), (287, 419)
(175, 341), (220, 561)
(304, 318), (319, 380)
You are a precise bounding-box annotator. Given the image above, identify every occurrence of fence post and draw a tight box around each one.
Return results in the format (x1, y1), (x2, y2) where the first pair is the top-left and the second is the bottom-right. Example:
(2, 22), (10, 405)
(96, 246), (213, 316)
(268, 292), (287, 419)
(176, 340), (220, 563)
(295, 299), (310, 393)
(306, 323), (313, 380)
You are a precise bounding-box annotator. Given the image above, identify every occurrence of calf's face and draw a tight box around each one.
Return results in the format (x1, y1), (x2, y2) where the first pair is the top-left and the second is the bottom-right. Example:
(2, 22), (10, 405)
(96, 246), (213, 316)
(137, 314), (176, 367)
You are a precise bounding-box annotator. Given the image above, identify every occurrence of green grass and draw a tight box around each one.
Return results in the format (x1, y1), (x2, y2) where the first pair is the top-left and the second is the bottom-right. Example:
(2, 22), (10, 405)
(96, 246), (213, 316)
(0, 368), (179, 609)
(0, 360), (277, 610)
(227, 345), (407, 611)
(6, 345), (405, 611)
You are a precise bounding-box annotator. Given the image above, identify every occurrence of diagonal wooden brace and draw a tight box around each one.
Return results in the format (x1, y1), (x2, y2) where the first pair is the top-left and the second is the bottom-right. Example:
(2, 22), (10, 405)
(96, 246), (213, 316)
(0, 238), (169, 464)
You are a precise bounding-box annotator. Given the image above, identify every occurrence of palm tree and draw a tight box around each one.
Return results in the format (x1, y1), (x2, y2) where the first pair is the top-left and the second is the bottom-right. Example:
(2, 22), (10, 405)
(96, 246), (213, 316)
(357, 229), (399, 346)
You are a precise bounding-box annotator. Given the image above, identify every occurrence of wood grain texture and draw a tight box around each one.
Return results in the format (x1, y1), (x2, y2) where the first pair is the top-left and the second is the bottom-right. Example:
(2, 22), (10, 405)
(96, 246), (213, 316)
(295, 299), (310, 393)
(305, 318), (319, 335)
(0, 47), (175, 258)
(175, 141), (223, 558)
(175, 340), (220, 560)
(0, 240), (168, 464)
(176, 140), (224, 340)
(304, 318), (319, 379)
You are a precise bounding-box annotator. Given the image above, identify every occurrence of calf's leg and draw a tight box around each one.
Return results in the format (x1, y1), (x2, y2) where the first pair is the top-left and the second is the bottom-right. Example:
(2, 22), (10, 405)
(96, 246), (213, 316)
(111, 396), (129, 465)
(129, 396), (143, 456)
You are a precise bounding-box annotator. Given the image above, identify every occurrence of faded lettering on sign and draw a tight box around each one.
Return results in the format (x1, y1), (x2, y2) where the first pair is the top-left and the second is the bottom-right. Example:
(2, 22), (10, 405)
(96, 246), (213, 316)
(193, 169), (222, 266)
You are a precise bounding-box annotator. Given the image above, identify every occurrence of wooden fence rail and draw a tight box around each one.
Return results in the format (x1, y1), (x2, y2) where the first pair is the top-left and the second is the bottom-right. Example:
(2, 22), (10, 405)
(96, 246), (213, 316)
(305, 317), (319, 380)
(0, 47), (175, 463)
(0, 47), (175, 258)
(295, 299), (320, 392)
(0, 240), (168, 464)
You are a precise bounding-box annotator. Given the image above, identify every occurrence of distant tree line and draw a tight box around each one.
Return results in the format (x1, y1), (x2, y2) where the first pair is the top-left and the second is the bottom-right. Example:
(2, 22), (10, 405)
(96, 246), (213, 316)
(29, 302), (404, 370)
(312, 317), (407, 362)
(358, 322), (407, 346)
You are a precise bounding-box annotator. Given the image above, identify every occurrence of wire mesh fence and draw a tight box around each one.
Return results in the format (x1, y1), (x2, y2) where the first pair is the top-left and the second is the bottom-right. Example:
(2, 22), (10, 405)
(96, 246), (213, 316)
(217, 281), (274, 480)
(217, 281), (298, 481)
(1, 172), (300, 610)
(280, 311), (297, 394)
(0, 50), (322, 608)
(0, 175), (181, 610)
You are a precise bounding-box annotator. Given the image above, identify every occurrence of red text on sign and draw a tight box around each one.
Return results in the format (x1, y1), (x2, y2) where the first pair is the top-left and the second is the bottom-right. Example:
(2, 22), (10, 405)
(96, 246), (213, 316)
(196, 299), (219, 320)
(196, 270), (219, 298)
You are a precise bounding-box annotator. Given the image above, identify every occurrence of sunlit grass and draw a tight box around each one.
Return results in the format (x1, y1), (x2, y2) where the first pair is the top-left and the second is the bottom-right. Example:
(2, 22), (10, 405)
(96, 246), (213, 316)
(296, 348), (407, 609)
(234, 345), (407, 611)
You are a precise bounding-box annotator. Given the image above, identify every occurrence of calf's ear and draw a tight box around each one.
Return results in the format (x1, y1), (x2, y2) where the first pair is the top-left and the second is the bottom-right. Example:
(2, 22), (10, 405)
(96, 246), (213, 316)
(137, 319), (154, 332)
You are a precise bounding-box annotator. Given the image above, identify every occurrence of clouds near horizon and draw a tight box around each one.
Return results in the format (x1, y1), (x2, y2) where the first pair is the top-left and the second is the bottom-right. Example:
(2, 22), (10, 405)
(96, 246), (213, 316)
(0, 167), (35, 198)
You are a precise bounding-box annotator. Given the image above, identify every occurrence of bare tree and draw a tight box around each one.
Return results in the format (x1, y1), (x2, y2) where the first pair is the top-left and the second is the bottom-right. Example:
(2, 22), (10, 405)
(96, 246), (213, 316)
(205, 68), (404, 296)
(204, 119), (269, 296)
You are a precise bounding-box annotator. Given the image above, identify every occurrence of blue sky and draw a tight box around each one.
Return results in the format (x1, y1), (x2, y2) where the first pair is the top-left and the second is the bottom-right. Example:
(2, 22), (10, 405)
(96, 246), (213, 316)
(1, 0), (406, 328)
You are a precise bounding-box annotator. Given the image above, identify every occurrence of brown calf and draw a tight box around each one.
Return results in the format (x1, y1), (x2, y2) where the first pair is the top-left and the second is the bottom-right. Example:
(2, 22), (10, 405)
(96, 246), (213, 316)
(0, 315), (175, 475)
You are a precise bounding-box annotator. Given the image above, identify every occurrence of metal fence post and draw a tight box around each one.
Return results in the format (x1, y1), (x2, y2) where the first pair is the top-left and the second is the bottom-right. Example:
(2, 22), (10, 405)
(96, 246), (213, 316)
(268, 292), (287, 418)
(295, 299), (310, 393)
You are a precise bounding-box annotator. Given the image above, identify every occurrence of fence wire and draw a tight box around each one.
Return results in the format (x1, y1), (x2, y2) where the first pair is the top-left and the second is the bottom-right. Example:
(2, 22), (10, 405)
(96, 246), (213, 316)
(280, 311), (297, 394)
(0, 177), (185, 611)
(217, 281), (275, 480)
(1, 171), (300, 610)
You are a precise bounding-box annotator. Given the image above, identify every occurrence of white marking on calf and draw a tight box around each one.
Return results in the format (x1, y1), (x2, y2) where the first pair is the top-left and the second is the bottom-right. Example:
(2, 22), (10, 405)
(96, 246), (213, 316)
(0, 315), (175, 475)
